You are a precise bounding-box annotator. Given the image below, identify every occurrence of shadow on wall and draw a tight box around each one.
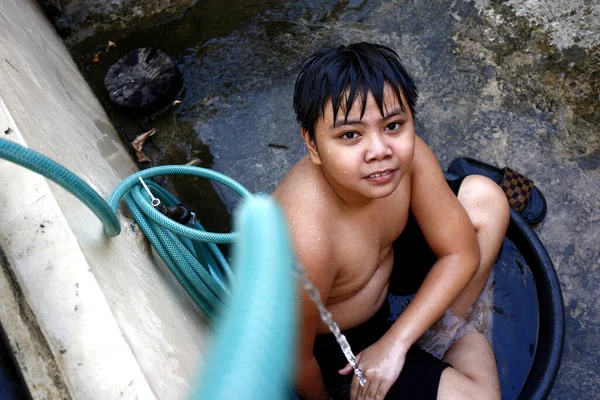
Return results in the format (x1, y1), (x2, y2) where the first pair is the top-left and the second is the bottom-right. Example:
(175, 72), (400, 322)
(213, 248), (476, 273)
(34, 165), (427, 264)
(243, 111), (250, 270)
(0, 326), (28, 398)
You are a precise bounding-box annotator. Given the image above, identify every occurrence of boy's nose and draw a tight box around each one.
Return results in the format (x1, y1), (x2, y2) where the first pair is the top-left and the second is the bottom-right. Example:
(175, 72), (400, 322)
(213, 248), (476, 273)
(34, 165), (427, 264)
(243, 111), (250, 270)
(365, 134), (392, 161)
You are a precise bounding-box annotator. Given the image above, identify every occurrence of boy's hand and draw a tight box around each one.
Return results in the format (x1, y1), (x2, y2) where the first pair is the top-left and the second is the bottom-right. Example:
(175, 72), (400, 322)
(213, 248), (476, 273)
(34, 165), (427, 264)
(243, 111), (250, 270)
(338, 338), (408, 400)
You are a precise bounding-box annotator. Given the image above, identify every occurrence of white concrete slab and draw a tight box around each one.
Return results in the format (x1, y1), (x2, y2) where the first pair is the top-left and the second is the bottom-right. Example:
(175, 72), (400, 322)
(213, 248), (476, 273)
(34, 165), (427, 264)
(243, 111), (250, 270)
(0, 0), (210, 398)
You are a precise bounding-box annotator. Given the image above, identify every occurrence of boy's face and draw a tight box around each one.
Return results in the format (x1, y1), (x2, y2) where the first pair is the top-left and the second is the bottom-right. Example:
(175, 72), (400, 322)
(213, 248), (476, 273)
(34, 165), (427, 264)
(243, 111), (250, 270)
(303, 84), (415, 203)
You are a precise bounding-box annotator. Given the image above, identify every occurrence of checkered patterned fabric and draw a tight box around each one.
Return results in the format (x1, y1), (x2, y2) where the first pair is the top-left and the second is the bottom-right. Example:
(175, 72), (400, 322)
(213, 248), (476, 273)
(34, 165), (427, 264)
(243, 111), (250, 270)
(500, 167), (534, 212)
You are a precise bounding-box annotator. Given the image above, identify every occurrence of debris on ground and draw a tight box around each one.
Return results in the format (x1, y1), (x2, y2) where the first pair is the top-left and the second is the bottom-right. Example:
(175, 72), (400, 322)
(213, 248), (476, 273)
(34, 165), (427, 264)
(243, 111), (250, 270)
(105, 41), (117, 52)
(104, 47), (183, 115)
(131, 127), (157, 162)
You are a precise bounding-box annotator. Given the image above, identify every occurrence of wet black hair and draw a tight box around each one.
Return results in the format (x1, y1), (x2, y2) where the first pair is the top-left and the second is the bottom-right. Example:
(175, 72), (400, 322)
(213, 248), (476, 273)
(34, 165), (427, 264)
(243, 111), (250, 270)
(293, 42), (418, 142)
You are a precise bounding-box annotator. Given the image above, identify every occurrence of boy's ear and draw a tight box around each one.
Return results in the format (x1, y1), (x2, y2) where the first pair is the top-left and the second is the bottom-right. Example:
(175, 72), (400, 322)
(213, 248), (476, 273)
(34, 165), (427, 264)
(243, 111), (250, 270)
(301, 128), (322, 165)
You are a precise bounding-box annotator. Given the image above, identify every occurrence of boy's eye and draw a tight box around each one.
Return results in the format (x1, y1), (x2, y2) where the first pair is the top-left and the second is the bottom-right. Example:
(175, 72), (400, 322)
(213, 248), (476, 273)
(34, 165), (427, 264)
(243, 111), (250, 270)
(340, 131), (359, 140)
(386, 122), (402, 131)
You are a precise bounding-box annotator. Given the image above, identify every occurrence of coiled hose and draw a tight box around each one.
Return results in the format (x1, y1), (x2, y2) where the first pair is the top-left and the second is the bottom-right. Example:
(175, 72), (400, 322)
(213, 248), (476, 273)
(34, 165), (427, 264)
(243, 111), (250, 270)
(0, 137), (297, 398)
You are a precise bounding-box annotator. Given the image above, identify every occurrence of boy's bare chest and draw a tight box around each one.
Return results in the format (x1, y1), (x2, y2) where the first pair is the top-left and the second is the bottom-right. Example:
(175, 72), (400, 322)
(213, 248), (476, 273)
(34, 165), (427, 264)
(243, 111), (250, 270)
(327, 202), (409, 303)
(320, 206), (409, 330)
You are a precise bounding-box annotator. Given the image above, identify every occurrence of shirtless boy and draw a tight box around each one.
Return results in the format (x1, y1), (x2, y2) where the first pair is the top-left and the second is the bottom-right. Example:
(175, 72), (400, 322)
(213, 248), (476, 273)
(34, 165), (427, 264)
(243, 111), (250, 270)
(273, 43), (509, 400)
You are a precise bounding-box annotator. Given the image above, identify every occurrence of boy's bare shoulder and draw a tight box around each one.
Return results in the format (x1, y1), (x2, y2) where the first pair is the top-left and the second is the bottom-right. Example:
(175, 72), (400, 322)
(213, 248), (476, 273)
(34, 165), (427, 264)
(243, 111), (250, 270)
(273, 156), (332, 213)
(409, 136), (452, 199)
(273, 157), (337, 269)
(411, 136), (439, 173)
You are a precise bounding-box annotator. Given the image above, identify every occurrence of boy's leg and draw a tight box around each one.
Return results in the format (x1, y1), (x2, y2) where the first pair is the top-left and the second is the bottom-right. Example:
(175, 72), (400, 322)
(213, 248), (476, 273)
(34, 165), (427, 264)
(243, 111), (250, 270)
(418, 175), (509, 357)
(451, 174), (509, 316)
(437, 332), (501, 400)
(425, 175), (506, 399)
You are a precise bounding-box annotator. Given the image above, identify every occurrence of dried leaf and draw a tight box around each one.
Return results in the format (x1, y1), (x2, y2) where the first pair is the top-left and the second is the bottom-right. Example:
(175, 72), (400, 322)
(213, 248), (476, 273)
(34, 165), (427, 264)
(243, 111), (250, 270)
(106, 41), (117, 52)
(92, 53), (100, 63)
(172, 99), (182, 106)
(200, 96), (213, 106)
(132, 127), (157, 150)
(185, 159), (201, 166)
(131, 128), (157, 163)
(136, 152), (151, 163)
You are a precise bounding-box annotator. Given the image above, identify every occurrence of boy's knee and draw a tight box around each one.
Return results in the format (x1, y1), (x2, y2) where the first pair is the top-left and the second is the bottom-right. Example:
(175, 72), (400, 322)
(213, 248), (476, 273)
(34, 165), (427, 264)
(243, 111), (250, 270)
(439, 368), (501, 400)
(473, 380), (502, 400)
(458, 175), (510, 229)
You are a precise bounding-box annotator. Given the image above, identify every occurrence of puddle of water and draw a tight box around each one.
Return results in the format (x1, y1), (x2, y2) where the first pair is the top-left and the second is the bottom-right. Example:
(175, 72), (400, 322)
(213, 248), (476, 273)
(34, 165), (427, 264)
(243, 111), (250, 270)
(388, 237), (538, 400)
(71, 0), (600, 208)
(70, 0), (348, 229)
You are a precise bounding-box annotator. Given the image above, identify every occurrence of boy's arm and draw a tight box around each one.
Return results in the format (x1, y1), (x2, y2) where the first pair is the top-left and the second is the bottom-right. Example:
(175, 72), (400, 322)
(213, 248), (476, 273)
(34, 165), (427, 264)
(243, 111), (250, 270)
(274, 194), (337, 400)
(293, 233), (338, 400)
(386, 137), (480, 348)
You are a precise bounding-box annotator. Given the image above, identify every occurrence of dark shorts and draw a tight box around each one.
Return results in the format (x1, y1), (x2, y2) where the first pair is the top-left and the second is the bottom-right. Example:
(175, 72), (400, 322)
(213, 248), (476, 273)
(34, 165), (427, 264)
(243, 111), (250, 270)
(312, 177), (465, 400)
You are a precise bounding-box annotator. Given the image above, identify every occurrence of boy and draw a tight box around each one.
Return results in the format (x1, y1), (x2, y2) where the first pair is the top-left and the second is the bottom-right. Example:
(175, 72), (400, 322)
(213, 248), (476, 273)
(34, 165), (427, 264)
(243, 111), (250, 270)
(273, 43), (509, 400)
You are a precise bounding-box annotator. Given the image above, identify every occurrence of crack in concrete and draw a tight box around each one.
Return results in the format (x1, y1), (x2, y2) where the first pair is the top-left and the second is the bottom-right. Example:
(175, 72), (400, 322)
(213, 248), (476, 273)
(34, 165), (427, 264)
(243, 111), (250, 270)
(0, 245), (72, 400)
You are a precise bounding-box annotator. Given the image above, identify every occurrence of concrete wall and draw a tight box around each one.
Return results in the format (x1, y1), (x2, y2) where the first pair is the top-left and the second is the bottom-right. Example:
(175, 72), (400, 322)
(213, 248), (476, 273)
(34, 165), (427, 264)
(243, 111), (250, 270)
(0, 0), (208, 398)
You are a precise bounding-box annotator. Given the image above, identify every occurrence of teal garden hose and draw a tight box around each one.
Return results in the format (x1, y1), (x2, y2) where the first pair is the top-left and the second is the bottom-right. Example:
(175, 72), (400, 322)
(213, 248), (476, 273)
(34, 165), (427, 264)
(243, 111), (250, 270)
(0, 137), (297, 398)
(194, 196), (297, 400)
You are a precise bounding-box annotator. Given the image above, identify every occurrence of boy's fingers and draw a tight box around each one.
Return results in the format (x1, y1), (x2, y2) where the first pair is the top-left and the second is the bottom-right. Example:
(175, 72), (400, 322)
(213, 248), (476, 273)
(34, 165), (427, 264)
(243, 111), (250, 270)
(373, 382), (385, 400)
(350, 376), (360, 400)
(358, 378), (372, 400)
(357, 381), (366, 400)
(338, 363), (353, 375)
(339, 352), (361, 375)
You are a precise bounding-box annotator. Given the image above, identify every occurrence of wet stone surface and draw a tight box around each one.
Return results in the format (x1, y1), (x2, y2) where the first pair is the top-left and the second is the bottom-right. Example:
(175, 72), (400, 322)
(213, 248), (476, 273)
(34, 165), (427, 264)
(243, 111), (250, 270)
(70, 0), (599, 398)
(58, 0), (197, 46)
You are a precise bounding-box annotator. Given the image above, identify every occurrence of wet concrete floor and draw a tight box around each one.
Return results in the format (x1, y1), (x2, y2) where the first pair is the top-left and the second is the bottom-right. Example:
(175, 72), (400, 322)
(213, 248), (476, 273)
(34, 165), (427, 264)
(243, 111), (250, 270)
(71, 0), (599, 398)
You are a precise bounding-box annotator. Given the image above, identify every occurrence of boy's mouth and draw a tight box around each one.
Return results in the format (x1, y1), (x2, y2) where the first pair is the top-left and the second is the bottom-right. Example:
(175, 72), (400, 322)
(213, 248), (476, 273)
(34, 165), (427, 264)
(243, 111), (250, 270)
(365, 169), (396, 181)
(368, 171), (391, 178)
